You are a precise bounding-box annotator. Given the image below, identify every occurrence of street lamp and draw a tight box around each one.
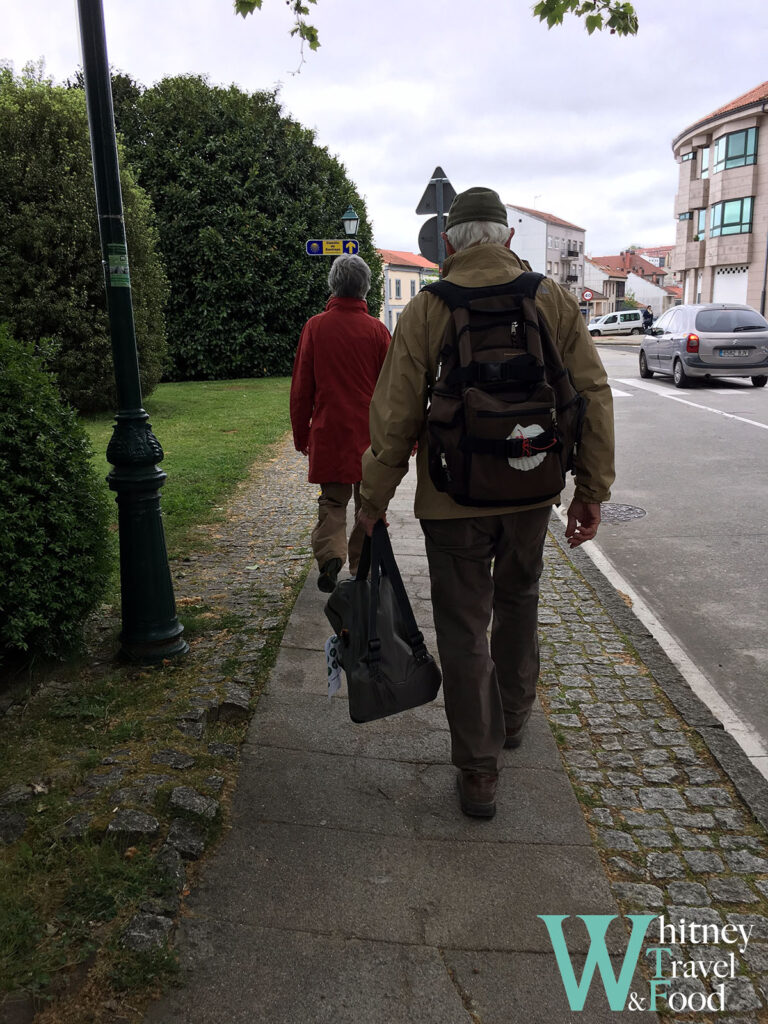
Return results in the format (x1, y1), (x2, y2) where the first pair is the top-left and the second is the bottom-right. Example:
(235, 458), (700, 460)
(341, 206), (360, 237)
(77, 0), (187, 663)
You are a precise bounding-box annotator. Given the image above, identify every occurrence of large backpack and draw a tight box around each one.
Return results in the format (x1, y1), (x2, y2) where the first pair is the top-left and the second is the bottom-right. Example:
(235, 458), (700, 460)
(423, 272), (586, 507)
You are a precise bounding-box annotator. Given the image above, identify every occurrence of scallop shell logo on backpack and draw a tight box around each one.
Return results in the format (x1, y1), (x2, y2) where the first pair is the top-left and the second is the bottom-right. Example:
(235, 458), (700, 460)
(507, 423), (547, 471)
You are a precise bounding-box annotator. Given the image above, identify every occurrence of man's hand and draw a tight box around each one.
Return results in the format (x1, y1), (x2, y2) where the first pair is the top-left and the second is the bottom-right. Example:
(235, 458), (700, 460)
(565, 499), (601, 548)
(356, 510), (388, 538)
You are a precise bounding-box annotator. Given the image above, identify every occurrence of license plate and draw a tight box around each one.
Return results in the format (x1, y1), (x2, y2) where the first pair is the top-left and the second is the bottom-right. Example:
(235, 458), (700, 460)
(718, 348), (749, 357)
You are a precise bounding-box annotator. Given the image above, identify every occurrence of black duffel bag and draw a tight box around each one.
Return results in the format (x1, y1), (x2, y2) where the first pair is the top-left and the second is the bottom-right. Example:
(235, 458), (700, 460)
(324, 522), (442, 723)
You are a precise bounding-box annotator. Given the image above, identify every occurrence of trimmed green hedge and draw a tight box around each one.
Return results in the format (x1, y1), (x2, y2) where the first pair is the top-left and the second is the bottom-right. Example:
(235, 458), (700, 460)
(0, 67), (169, 413)
(0, 326), (112, 662)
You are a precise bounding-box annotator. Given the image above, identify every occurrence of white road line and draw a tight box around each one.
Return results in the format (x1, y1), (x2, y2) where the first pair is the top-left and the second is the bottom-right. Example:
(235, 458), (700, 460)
(615, 378), (768, 431)
(610, 387), (634, 397)
(554, 507), (768, 779)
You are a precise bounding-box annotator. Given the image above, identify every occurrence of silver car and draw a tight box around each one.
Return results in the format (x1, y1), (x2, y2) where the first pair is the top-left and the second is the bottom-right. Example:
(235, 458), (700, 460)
(639, 303), (768, 388)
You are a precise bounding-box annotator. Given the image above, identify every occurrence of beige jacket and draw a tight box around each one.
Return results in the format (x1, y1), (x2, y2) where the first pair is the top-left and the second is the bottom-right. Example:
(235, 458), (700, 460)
(360, 244), (615, 520)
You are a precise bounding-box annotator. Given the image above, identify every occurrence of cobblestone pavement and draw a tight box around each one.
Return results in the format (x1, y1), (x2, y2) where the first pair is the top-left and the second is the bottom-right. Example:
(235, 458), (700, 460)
(537, 528), (768, 1022)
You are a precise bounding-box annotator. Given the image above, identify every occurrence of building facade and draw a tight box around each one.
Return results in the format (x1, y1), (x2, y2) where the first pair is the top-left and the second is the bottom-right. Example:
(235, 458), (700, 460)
(505, 205), (586, 300)
(376, 249), (438, 332)
(671, 80), (768, 312)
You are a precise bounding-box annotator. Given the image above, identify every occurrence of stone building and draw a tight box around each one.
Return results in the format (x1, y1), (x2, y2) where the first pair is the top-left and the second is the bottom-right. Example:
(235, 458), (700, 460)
(671, 80), (768, 312)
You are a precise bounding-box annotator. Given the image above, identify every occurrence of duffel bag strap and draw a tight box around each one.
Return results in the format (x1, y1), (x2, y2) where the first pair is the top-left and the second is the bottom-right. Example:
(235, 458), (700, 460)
(370, 522), (430, 664)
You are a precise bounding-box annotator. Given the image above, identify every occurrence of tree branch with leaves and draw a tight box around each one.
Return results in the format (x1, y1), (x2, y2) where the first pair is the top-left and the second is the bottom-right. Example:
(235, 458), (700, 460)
(233, 0), (638, 53)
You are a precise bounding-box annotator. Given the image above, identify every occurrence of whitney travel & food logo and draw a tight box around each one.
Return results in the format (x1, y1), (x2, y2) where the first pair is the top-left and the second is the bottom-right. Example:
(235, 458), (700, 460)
(539, 913), (754, 1013)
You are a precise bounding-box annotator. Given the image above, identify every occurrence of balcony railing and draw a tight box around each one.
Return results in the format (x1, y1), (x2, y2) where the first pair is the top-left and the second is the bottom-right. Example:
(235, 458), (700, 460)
(566, 274), (578, 282)
(561, 248), (579, 258)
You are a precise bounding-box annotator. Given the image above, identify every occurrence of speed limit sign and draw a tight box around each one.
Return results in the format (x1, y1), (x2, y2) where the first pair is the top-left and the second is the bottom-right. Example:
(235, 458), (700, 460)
(582, 289), (594, 301)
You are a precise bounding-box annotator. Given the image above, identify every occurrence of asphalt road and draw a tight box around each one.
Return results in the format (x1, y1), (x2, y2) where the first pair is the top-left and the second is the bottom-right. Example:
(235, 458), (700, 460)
(563, 342), (768, 773)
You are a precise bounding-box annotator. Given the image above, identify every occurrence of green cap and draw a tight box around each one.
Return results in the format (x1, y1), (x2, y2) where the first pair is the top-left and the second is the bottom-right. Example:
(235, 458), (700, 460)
(445, 187), (508, 230)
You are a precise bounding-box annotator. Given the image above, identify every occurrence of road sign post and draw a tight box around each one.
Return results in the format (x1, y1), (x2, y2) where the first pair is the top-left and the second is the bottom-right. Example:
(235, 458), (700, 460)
(415, 166), (456, 269)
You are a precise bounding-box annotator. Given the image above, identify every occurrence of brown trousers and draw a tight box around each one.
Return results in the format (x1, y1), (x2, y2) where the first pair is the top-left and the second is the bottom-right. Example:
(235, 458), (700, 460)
(420, 506), (552, 775)
(311, 482), (365, 575)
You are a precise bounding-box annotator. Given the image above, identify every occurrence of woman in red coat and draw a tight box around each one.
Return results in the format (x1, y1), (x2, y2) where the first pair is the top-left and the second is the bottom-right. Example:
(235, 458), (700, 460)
(290, 254), (390, 591)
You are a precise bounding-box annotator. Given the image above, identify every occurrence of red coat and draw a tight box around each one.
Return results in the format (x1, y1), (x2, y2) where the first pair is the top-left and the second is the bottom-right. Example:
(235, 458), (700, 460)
(290, 297), (390, 483)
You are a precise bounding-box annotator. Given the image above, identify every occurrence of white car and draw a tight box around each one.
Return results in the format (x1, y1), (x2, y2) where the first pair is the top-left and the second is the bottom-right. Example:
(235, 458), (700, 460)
(588, 309), (645, 337)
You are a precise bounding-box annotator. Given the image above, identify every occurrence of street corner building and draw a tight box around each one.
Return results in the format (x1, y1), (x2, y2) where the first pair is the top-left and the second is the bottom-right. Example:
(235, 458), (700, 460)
(671, 80), (768, 313)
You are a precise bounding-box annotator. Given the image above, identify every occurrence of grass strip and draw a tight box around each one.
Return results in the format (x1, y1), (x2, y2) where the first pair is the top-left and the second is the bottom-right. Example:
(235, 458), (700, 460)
(1, 376), (309, 1020)
(82, 377), (292, 557)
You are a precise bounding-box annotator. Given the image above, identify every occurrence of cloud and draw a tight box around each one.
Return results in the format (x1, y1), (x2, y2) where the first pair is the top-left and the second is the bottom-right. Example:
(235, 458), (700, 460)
(3, 0), (766, 257)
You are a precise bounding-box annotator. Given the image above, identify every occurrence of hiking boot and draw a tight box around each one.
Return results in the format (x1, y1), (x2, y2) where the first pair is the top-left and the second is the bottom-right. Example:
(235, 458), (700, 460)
(504, 711), (531, 749)
(317, 557), (342, 593)
(456, 770), (497, 819)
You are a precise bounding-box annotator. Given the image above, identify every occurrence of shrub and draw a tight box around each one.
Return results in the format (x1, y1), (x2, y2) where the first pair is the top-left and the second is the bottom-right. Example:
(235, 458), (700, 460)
(0, 325), (113, 662)
(114, 74), (382, 381)
(0, 65), (169, 413)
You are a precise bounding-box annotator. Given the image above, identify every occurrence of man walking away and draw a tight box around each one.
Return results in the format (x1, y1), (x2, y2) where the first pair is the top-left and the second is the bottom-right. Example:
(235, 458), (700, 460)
(357, 187), (615, 818)
(291, 254), (390, 592)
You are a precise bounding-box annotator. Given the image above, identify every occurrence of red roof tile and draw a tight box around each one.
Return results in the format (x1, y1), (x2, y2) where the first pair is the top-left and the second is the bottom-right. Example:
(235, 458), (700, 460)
(592, 253), (667, 280)
(506, 204), (586, 233)
(701, 80), (768, 123)
(676, 81), (768, 142)
(376, 249), (437, 270)
(585, 257), (627, 279)
(636, 245), (674, 257)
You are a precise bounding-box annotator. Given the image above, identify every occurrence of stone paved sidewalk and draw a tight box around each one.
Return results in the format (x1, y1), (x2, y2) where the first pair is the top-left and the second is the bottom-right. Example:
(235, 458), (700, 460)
(141, 449), (768, 1024)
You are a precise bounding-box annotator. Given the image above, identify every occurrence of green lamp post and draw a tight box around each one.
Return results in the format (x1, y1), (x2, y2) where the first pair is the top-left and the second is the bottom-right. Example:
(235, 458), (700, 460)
(341, 206), (360, 237)
(77, 0), (187, 662)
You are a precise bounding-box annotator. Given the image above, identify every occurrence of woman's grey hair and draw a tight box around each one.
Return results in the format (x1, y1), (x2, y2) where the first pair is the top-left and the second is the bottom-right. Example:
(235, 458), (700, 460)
(445, 220), (510, 252)
(328, 254), (371, 299)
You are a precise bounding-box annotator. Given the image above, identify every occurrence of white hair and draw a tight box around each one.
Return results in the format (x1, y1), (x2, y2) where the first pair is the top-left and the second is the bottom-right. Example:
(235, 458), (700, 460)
(445, 220), (510, 252)
(327, 254), (371, 299)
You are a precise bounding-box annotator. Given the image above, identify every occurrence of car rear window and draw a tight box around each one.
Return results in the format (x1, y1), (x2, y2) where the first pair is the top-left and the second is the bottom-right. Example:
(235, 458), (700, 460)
(695, 308), (768, 332)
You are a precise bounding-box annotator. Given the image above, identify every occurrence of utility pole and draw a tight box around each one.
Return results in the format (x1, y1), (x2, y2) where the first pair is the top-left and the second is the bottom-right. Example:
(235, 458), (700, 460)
(77, 0), (187, 662)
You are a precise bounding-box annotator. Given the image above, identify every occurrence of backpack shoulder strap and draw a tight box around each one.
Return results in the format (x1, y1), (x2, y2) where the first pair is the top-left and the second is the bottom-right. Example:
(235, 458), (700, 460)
(423, 272), (544, 310)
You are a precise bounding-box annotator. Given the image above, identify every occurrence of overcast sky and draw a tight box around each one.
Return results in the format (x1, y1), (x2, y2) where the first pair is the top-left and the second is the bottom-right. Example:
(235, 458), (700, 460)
(3, 0), (767, 257)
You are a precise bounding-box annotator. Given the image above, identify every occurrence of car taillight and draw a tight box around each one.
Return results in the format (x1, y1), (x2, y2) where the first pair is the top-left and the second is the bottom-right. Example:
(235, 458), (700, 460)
(686, 333), (699, 353)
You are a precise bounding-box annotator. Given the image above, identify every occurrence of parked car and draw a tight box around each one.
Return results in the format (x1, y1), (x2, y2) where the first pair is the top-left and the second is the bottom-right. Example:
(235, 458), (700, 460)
(639, 303), (768, 388)
(588, 309), (645, 337)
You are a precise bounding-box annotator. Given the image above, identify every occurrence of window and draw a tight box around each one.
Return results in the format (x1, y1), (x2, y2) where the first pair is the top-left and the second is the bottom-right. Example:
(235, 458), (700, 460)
(410, 279), (416, 298)
(695, 209), (706, 239)
(619, 312), (638, 322)
(700, 147), (710, 179)
(654, 309), (673, 332)
(387, 310), (393, 330)
(681, 151), (695, 162)
(679, 212), (692, 221)
(696, 307), (768, 332)
(712, 127), (757, 174)
(553, 263), (559, 275)
(395, 279), (401, 299)
(710, 197), (753, 236)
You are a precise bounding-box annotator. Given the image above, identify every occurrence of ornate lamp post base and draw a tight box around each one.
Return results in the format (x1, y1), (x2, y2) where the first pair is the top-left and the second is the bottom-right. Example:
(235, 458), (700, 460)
(107, 411), (188, 662)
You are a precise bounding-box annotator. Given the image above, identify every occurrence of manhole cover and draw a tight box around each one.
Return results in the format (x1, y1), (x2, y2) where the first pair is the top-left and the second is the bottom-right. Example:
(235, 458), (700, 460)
(601, 503), (647, 524)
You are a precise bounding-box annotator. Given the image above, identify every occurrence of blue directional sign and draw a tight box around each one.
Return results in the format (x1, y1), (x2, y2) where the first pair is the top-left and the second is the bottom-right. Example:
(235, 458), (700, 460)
(306, 239), (359, 256)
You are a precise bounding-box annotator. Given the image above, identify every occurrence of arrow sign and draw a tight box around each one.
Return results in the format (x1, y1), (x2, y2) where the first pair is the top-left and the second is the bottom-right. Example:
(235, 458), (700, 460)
(306, 239), (359, 256)
(415, 166), (456, 215)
